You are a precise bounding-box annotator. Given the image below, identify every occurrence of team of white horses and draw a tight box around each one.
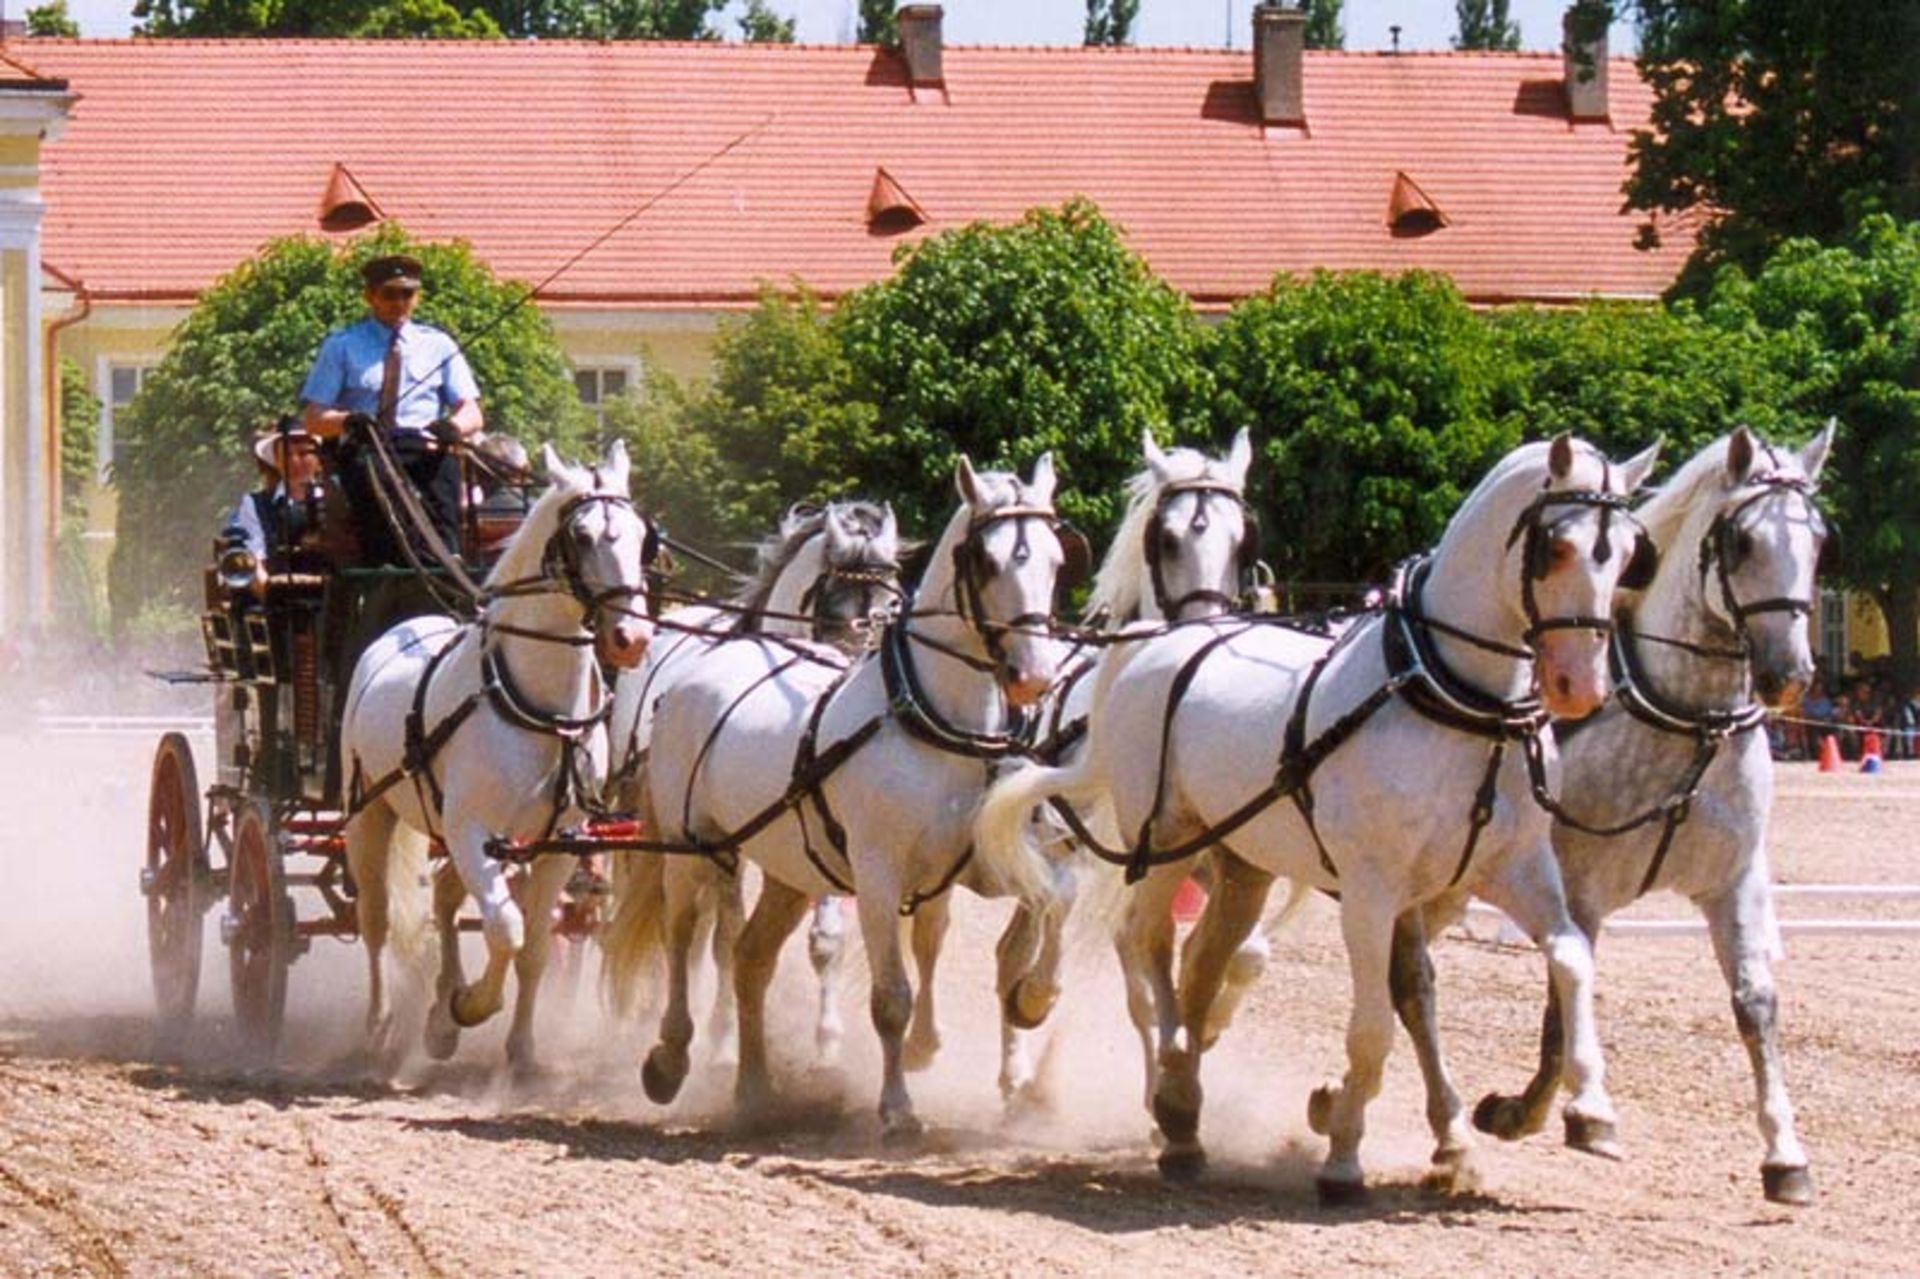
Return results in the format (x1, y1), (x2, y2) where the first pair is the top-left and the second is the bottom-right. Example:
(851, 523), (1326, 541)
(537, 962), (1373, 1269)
(338, 420), (1832, 1207)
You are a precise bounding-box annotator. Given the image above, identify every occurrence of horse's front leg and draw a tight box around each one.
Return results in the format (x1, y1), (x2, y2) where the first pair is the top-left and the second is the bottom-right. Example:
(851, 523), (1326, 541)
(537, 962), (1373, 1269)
(734, 874), (813, 1117)
(443, 818), (518, 1030)
(1702, 868), (1813, 1205)
(901, 892), (950, 1072)
(1115, 862), (1186, 1115)
(1474, 896), (1600, 1144)
(423, 858), (469, 1061)
(1307, 872), (1396, 1204)
(639, 857), (707, 1105)
(1154, 851), (1273, 1181)
(1479, 844), (1619, 1159)
(505, 854), (575, 1079)
(1386, 902), (1475, 1185)
(853, 866), (920, 1142)
(807, 896), (848, 1062)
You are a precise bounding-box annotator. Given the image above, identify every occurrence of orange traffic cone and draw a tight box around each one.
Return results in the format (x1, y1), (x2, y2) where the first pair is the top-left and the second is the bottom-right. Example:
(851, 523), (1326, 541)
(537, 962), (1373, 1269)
(1171, 876), (1208, 924)
(1861, 731), (1884, 774)
(1817, 734), (1842, 772)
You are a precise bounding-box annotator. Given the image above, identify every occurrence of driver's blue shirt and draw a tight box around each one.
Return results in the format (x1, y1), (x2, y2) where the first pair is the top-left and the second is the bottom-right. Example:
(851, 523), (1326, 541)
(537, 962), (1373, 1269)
(300, 318), (479, 435)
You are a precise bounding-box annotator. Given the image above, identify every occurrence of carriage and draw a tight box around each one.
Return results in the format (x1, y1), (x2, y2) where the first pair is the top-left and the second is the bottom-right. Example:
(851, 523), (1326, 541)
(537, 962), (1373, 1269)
(138, 438), (603, 1055)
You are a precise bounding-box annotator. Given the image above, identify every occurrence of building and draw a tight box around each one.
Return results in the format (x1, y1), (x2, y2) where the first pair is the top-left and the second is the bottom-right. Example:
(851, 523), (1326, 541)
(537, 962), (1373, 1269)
(0, 4), (1693, 634)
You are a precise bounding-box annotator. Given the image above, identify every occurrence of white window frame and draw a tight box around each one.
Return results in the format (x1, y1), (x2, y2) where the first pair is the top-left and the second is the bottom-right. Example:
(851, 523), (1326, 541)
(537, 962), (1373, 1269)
(1818, 587), (1849, 679)
(95, 356), (159, 486)
(570, 358), (642, 432)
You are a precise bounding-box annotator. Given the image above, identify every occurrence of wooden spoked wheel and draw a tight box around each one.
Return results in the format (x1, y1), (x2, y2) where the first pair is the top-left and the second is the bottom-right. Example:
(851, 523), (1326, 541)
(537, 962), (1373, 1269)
(145, 732), (204, 1036)
(227, 799), (291, 1059)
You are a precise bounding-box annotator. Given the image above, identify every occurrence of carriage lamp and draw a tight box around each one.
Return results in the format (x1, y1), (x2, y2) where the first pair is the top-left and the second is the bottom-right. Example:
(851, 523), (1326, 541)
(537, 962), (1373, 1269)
(218, 526), (260, 593)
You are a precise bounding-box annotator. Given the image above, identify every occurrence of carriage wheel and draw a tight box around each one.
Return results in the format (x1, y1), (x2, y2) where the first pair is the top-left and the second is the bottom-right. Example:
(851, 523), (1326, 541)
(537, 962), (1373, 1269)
(145, 732), (205, 1036)
(226, 799), (291, 1059)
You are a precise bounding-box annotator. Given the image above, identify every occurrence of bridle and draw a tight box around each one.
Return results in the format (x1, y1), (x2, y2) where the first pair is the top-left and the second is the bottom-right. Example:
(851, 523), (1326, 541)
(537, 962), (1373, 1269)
(487, 489), (660, 645)
(1695, 473), (1827, 652)
(947, 504), (1087, 673)
(1498, 480), (1656, 650)
(798, 558), (904, 650)
(1144, 480), (1258, 619)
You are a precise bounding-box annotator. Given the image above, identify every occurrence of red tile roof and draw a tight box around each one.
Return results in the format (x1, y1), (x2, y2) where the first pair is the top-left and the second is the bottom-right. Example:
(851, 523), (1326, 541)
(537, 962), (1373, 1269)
(0, 46), (64, 87)
(21, 39), (1690, 308)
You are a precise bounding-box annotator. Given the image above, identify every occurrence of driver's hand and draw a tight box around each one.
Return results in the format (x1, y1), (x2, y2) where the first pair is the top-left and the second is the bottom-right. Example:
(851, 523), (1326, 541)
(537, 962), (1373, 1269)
(428, 418), (464, 447)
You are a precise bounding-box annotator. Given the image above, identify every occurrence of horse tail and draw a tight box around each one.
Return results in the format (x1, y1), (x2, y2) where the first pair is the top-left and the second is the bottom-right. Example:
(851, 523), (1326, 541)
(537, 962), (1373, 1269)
(384, 820), (435, 967)
(603, 848), (667, 1020)
(1262, 876), (1313, 946)
(974, 755), (1098, 913)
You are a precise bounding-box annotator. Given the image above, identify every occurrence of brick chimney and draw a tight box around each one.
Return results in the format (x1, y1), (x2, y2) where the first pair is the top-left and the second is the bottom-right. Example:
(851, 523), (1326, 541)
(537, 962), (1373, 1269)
(1253, 3), (1307, 127)
(1562, 5), (1610, 121)
(898, 4), (944, 88)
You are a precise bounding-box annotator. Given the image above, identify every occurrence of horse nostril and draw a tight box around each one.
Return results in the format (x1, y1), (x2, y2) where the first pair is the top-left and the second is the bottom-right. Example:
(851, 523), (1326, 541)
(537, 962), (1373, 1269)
(1556, 674), (1572, 701)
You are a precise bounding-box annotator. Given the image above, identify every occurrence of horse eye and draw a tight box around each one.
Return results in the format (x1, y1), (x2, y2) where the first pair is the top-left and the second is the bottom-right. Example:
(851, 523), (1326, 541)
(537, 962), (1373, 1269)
(1733, 531), (1754, 562)
(1158, 527), (1183, 556)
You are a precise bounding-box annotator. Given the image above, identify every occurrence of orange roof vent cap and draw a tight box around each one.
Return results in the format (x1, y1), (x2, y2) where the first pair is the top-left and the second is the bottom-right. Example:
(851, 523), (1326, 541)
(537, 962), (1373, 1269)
(867, 166), (927, 235)
(1387, 170), (1448, 236)
(319, 162), (385, 234)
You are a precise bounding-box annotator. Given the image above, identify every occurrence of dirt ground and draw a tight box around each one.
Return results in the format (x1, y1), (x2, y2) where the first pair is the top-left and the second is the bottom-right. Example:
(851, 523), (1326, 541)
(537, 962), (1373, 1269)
(2, 722), (1917, 1277)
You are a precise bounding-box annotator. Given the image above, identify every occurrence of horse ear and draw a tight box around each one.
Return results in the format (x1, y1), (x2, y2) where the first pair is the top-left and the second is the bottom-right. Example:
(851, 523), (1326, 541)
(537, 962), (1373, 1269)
(877, 502), (900, 553)
(603, 437), (631, 492)
(954, 455), (986, 508)
(1801, 418), (1836, 482)
(1548, 432), (1575, 480)
(1727, 426), (1756, 483)
(823, 505), (851, 557)
(1029, 452), (1058, 505)
(1143, 429), (1171, 483)
(1225, 426), (1254, 489)
(540, 443), (566, 482)
(1617, 438), (1661, 494)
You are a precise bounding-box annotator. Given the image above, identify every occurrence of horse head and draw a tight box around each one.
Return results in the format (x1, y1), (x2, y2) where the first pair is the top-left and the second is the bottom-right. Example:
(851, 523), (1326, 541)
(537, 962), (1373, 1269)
(1124, 426), (1256, 622)
(951, 453), (1074, 708)
(538, 438), (655, 669)
(811, 501), (903, 650)
(1696, 424), (1834, 706)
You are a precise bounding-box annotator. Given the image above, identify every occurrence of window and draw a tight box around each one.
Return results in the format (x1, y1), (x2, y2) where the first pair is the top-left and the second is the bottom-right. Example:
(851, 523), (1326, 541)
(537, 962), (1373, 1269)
(573, 363), (637, 431)
(1818, 588), (1849, 678)
(98, 362), (155, 484)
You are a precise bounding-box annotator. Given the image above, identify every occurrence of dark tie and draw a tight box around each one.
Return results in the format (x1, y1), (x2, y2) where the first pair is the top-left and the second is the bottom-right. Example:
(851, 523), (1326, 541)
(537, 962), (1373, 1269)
(377, 327), (402, 429)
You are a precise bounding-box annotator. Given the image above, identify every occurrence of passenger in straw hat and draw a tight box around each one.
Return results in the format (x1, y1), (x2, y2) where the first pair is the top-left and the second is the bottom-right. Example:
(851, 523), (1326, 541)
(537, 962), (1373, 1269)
(223, 418), (321, 590)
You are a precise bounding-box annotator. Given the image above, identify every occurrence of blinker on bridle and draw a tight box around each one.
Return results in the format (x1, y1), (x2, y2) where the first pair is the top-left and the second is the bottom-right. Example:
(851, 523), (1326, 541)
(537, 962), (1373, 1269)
(539, 490), (661, 631)
(951, 504), (1080, 669)
(1146, 479), (1258, 619)
(1696, 473), (1827, 646)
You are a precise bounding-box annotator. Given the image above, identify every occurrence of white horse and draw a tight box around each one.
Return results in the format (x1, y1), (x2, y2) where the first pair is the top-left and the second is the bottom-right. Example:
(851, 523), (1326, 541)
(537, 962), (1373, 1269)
(1472, 425), (1832, 1205)
(341, 439), (654, 1072)
(978, 434), (1660, 1200)
(603, 455), (1073, 1137)
(604, 501), (902, 1063)
(1004, 427), (1262, 1101)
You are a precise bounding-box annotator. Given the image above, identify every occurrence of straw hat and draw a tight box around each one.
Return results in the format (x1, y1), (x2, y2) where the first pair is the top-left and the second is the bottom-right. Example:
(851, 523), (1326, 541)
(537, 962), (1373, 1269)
(253, 424), (317, 470)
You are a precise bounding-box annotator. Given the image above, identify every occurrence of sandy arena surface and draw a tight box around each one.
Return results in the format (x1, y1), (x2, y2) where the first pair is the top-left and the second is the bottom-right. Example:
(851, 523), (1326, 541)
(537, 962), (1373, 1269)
(2, 720), (1917, 1277)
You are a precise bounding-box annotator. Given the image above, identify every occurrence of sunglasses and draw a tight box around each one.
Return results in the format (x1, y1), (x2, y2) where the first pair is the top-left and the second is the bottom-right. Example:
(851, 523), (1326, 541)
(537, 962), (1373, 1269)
(375, 285), (420, 301)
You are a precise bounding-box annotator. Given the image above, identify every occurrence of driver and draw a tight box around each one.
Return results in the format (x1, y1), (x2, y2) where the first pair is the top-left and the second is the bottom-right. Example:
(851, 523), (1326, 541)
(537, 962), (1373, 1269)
(300, 253), (483, 565)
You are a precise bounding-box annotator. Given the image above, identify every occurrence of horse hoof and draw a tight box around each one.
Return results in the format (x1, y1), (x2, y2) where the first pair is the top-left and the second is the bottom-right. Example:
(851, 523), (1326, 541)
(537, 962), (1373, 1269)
(1316, 1175), (1370, 1207)
(1421, 1149), (1480, 1196)
(1563, 1112), (1623, 1160)
(1004, 978), (1058, 1032)
(449, 988), (489, 1030)
(880, 1113), (924, 1148)
(1151, 1091), (1201, 1148)
(902, 1033), (941, 1074)
(641, 1049), (687, 1105)
(1473, 1092), (1530, 1142)
(1762, 1164), (1815, 1206)
(1157, 1145), (1207, 1183)
(1306, 1085), (1336, 1136)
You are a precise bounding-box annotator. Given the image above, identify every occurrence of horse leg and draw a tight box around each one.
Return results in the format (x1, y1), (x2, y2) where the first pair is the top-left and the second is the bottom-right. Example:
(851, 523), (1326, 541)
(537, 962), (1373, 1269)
(854, 876), (921, 1142)
(1473, 899), (1601, 1143)
(1308, 875), (1397, 1204)
(345, 803), (397, 1062)
(444, 819), (521, 1030)
(704, 871), (746, 1070)
(902, 892), (951, 1073)
(733, 875), (812, 1117)
(1386, 904), (1475, 1185)
(423, 859), (469, 1061)
(1479, 850), (1619, 1160)
(1115, 863), (1185, 1116)
(807, 896), (848, 1062)
(1206, 873), (1312, 1047)
(1702, 872), (1813, 1205)
(1154, 852), (1273, 1181)
(640, 859), (705, 1106)
(505, 854), (574, 1080)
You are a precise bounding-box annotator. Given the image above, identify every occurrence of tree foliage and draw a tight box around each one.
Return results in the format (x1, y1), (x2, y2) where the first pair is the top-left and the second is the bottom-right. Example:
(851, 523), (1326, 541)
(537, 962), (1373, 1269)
(1626, 0), (1920, 288)
(736, 0), (794, 42)
(130, 0), (751, 37)
(1699, 216), (1920, 691)
(1083, 0), (1138, 46)
(58, 358), (99, 522)
(856, 0), (895, 44)
(108, 226), (587, 628)
(26, 1), (82, 36)
(1206, 271), (1513, 583)
(830, 200), (1213, 537)
(1303, 0), (1344, 50)
(1453, 0), (1520, 50)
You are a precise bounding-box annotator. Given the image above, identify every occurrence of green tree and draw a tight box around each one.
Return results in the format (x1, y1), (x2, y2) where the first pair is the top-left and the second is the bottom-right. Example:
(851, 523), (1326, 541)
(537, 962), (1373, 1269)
(830, 200), (1213, 538)
(26, 1), (82, 36)
(857, 0), (895, 44)
(57, 358), (100, 522)
(1205, 270), (1511, 583)
(132, 0), (503, 35)
(1453, 0), (1520, 50)
(1304, 0), (1343, 50)
(1700, 216), (1920, 693)
(583, 0), (725, 38)
(1626, 0), (1920, 289)
(736, 0), (794, 42)
(1083, 0), (1138, 46)
(108, 227), (588, 629)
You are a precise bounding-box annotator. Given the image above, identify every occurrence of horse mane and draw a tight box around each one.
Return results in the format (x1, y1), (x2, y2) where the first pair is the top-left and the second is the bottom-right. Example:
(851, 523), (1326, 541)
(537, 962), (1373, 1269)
(730, 500), (899, 612)
(483, 469), (584, 591)
(1633, 432), (1813, 557)
(1085, 446), (1236, 625)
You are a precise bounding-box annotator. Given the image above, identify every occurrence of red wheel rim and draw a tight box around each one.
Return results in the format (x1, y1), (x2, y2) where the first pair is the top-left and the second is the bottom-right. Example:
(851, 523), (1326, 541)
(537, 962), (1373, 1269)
(227, 804), (287, 1056)
(146, 735), (202, 1030)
